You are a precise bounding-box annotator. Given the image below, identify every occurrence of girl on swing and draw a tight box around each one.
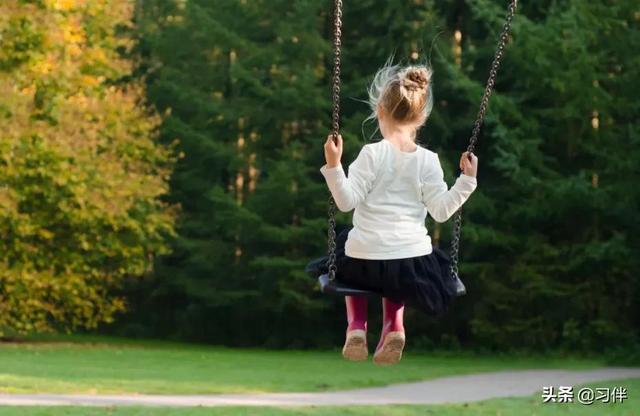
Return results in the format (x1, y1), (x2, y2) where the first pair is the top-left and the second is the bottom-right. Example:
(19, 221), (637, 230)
(312, 61), (478, 365)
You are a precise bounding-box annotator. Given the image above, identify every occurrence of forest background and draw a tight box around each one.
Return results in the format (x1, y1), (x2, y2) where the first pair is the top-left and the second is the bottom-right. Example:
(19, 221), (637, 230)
(0, 0), (637, 357)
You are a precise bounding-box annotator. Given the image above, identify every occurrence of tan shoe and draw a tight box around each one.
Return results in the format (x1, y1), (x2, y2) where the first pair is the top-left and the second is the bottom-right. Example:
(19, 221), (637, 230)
(342, 329), (368, 361)
(373, 331), (405, 366)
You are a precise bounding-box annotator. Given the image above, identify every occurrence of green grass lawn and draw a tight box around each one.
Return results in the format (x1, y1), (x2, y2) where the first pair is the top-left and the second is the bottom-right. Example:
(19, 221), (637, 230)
(0, 334), (612, 395)
(2, 377), (638, 415)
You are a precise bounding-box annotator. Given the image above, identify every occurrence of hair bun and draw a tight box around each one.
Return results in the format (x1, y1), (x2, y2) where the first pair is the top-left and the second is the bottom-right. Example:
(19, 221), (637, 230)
(401, 67), (430, 92)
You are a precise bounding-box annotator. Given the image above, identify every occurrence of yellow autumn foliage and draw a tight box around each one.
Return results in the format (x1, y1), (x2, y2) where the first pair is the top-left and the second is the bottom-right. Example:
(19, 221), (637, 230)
(0, 0), (177, 335)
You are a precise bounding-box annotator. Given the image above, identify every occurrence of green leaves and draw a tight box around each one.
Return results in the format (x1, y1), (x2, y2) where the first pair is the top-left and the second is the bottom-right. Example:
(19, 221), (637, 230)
(0, 15), (42, 71)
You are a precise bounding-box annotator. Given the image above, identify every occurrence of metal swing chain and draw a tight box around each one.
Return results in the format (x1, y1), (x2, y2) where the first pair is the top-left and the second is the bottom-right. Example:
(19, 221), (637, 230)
(326, 0), (343, 282)
(448, 0), (518, 282)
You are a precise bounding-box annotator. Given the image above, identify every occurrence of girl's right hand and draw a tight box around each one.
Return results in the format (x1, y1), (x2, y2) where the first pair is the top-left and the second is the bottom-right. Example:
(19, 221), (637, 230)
(460, 151), (478, 177)
(324, 133), (343, 168)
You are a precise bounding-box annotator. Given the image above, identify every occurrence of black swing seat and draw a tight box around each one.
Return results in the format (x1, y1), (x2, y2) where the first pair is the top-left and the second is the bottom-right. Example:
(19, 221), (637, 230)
(306, 255), (379, 296)
(306, 253), (467, 297)
(317, 273), (379, 296)
(319, 272), (466, 297)
(306, 249), (467, 297)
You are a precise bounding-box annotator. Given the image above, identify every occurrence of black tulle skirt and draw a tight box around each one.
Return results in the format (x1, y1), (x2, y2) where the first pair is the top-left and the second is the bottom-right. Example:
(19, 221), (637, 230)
(306, 225), (458, 317)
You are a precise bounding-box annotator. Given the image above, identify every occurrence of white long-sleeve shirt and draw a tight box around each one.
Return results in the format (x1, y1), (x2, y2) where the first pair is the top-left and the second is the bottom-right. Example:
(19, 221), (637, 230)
(320, 138), (477, 259)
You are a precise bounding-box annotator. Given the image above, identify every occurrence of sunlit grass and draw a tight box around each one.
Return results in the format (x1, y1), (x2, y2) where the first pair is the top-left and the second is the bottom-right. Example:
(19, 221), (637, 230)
(0, 334), (609, 395)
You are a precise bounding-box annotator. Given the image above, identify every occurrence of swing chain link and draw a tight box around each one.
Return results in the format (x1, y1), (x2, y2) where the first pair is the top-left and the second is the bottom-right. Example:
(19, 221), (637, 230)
(327, 0), (343, 282)
(449, 0), (518, 283)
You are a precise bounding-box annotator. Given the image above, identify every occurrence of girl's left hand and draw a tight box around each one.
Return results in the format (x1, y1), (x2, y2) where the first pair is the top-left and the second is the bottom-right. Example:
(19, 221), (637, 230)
(324, 133), (343, 168)
(460, 151), (478, 177)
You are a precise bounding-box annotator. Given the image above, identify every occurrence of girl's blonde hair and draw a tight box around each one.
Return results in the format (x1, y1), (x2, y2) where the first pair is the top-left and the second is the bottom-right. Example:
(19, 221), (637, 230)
(365, 57), (434, 128)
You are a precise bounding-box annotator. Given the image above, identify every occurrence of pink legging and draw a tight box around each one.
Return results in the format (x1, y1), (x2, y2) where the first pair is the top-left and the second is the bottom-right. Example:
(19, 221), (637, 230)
(345, 296), (404, 346)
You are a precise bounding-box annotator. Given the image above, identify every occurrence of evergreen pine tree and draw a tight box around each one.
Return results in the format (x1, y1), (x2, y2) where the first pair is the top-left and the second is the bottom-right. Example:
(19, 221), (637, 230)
(132, 0), (336, 346)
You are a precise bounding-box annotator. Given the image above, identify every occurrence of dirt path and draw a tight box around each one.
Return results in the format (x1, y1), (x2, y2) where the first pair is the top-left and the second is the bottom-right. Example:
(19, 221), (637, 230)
(1, 368), (638, 407)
